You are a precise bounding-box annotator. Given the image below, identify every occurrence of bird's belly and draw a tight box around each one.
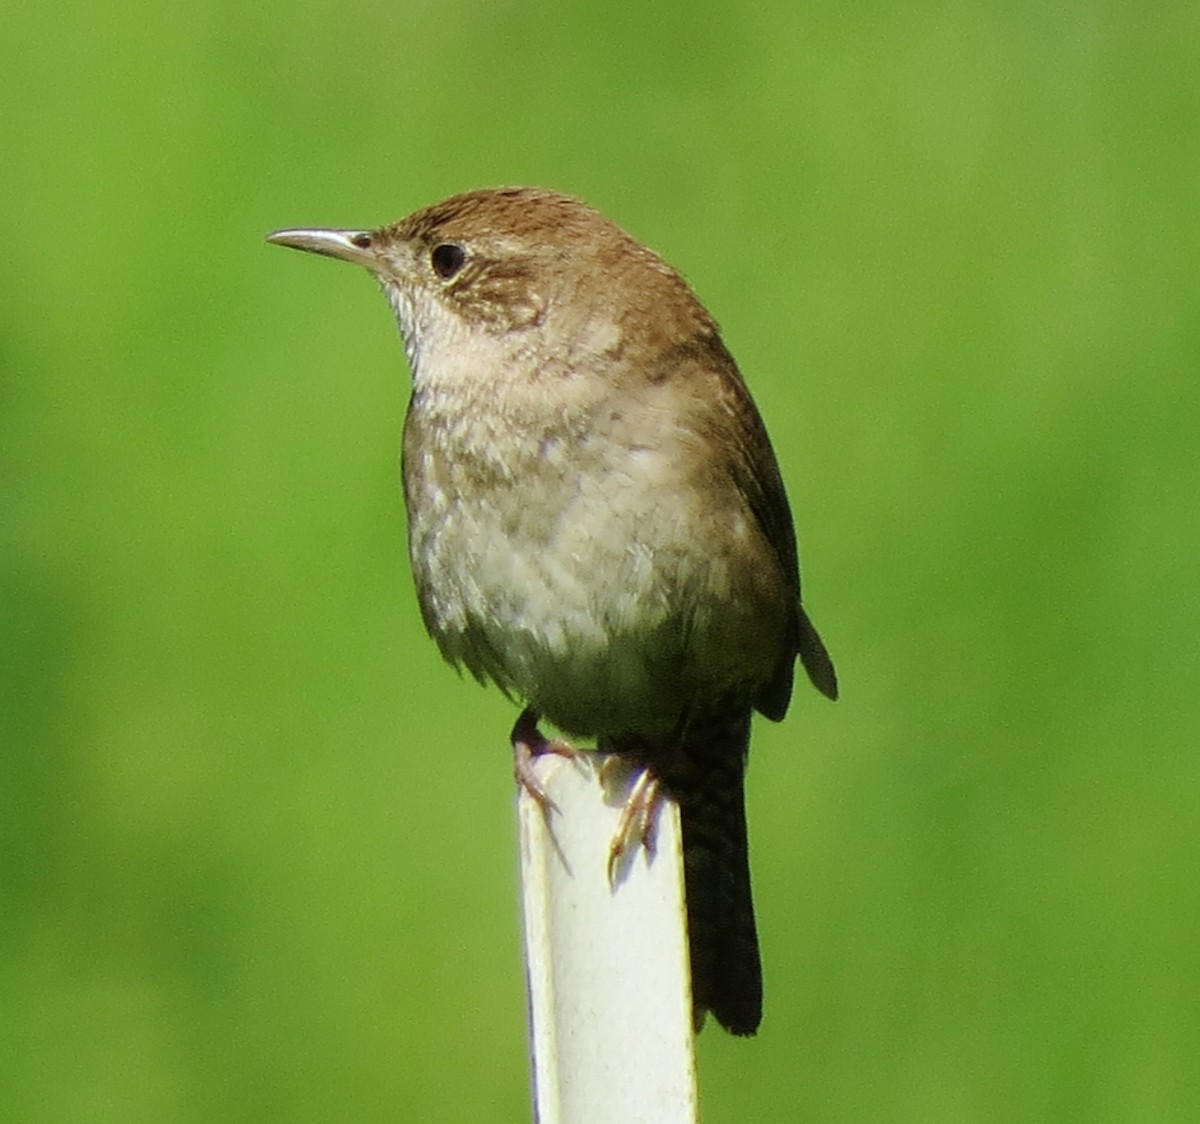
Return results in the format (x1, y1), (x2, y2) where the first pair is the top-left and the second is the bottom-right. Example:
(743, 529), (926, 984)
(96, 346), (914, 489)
(406, 456), (785, 740)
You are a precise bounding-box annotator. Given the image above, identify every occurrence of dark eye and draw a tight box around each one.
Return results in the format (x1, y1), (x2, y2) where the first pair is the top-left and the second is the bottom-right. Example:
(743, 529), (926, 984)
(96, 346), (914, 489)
(350, 232), (373, 249)
(430, 243), (467, 279)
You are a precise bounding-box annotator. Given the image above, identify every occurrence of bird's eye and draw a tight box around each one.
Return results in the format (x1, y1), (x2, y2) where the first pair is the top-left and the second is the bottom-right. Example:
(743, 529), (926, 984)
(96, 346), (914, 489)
(350, 232), (373, 249)
(430, 243), (467, 279)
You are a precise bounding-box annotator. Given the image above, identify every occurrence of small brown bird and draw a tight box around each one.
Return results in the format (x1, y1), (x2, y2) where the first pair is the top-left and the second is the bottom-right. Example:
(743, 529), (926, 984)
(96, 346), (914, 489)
(267, 188), (837, 1035)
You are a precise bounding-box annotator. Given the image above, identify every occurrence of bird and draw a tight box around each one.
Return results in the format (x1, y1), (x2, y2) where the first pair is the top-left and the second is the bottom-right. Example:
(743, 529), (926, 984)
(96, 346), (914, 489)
(267, 187), (837, 1035)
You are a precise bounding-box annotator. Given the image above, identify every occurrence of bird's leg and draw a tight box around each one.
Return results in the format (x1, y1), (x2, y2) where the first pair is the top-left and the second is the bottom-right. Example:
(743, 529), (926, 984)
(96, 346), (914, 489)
(510, 707), (579, 815)
(606, 766), (664, 883)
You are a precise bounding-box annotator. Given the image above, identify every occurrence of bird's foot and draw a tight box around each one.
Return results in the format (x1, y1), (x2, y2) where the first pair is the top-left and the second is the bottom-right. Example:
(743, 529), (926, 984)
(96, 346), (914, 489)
(511, 707), (580, 815)
(605, 765), (663, 884)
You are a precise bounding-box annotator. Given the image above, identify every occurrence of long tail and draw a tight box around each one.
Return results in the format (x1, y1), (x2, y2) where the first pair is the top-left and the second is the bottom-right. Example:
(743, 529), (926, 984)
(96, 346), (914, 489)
(672, 708), (762, 1035)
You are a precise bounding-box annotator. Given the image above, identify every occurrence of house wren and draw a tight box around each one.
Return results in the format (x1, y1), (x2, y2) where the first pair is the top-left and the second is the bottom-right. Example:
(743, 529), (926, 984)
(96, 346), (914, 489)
(267, 188), (837, 1036)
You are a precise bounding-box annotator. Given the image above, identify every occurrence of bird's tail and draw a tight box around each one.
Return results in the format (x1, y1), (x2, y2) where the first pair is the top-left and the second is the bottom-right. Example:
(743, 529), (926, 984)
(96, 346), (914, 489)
(672, 708), (762, 1036)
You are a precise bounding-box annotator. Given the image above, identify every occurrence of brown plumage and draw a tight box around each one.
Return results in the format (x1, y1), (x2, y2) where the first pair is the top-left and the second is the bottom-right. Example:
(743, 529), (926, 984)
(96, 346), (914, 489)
(268, 188), (837, 1034)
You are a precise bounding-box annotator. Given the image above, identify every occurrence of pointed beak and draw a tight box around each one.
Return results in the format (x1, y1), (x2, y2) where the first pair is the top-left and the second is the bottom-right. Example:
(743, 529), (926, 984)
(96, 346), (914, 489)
(265, 227), (379, 268)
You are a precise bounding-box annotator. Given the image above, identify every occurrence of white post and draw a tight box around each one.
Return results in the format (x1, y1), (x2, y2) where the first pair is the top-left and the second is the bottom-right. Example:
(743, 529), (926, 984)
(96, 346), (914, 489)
(518, 753), (699, 1124)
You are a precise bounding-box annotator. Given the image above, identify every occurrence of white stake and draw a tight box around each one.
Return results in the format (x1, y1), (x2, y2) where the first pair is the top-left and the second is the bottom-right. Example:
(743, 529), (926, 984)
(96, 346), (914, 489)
(518, 752), (699, 1124)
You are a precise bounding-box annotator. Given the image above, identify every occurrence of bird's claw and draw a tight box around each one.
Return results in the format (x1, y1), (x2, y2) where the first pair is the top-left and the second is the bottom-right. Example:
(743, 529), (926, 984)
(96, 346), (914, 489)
(606, 766), (662, 884)
(511, 707), (581, 816)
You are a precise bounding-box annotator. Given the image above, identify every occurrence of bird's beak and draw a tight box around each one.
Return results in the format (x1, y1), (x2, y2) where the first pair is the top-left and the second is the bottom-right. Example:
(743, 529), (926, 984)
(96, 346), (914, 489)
(265, 228), (378, 268)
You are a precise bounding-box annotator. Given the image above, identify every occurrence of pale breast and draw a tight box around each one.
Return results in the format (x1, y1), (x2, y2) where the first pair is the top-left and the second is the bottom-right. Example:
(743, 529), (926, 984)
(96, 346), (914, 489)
(402, 385), (790, 740)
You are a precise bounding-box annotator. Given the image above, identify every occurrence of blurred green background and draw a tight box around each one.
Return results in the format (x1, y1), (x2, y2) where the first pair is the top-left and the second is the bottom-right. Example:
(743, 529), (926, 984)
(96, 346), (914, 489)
(2, 1), (1197, 1120)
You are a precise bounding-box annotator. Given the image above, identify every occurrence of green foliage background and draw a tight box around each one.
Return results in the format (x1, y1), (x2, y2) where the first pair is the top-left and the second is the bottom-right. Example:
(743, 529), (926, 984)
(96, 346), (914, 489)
(2, 2), (1196, 1120)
